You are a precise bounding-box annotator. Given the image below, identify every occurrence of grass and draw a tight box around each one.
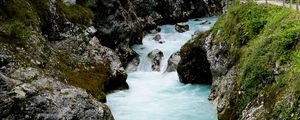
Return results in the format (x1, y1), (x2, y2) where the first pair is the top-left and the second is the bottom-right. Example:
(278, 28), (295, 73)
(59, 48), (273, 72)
(207, 2), (300, 119)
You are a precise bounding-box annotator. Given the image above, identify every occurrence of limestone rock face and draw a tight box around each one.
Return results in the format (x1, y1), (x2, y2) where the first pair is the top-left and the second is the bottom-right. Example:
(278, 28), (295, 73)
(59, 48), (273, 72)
(93, 0), (223, 66)
(165, 51), (181, 72)
(0, 73), (114, 120)
(147, 49), (164, 72)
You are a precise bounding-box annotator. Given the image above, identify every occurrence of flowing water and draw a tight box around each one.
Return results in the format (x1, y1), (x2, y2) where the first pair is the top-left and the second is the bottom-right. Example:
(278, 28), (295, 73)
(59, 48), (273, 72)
(107, 16), (218, 120)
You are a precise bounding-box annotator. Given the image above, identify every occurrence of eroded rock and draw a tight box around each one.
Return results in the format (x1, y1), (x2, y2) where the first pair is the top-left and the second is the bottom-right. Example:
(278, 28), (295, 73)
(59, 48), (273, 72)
(126, 57), (140, 72)
(147, 49), (164, 71)
(165, 51), (181, 72)
(175, 23), (189, 33)
(11, 67), (39, 81)
(153, 34), (162, 41)
(0, 73), (115, 120)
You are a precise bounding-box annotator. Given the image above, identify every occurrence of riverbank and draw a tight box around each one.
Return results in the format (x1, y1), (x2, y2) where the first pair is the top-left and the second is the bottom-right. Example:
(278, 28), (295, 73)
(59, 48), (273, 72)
(178, 2), (300, 119)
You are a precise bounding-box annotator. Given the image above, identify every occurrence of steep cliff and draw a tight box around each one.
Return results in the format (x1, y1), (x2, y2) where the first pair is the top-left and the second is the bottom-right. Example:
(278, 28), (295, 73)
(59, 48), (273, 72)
(92, 0), (223, 66)
(178, 2), (300, 119)
(0, 0), (124, 118)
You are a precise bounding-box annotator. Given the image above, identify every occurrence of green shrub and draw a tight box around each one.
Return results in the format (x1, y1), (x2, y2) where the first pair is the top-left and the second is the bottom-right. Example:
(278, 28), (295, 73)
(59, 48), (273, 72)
(57, 0), (94, 25)
(210, 2), (300, 118)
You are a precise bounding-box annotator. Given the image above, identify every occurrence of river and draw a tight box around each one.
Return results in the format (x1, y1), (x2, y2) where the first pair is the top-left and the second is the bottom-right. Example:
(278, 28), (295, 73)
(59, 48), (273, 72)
(106, 16), (218, 120)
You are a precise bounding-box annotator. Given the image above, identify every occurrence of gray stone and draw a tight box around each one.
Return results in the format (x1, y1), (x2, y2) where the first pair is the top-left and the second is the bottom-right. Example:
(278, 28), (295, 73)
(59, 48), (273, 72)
(85, 26), (97, 36)
(11, 67), (39, 81)
(0, 73), (115, 120)
(147, 49), (164, 72)
(126, 57), (140, 72)
(165, 51), (181, 72)
(63, 0), (76, 5)
(153, 34), (162, 41)
(175, 23), (189, 33)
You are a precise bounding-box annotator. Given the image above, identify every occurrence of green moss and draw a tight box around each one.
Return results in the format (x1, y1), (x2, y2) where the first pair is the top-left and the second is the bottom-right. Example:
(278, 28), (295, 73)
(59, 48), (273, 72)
(56, 52), (110, 102)
(0, 0), (39, 25)
(29, 0), (51, 29)
(0, 0), (39, 39)
(57, 0), (94, 25)
(65, 64), (110, 102)
(208, 2), (300, 118)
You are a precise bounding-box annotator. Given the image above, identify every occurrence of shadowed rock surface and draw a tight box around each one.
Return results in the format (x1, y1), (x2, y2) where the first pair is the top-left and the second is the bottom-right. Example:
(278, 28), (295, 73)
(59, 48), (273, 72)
(177, 35), (212, 84)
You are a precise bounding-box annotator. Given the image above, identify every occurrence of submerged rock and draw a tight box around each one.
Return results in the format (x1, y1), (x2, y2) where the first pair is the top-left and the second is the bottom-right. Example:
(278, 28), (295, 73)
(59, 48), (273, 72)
(147, 49), (164, 71)
(199, 20), (211, 25)
(153, 34), (162, 41)
(158, 41), (165, 44)
(165, 52), (181, 72)
(175, 23), (189, 33)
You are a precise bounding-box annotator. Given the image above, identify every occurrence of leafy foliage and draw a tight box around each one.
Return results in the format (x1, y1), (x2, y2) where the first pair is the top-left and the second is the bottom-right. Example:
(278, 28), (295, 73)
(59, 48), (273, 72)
(211, 2), (300, 118)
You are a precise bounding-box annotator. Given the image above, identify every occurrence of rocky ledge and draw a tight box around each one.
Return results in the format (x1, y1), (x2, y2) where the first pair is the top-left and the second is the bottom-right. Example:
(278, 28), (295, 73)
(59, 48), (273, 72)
(0, 73), (114, 120)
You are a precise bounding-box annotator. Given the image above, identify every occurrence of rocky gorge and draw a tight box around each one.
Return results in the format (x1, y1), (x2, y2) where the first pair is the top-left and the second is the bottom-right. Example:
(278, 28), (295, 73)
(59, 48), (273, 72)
(4, 0), (299, 119)
(0, 0), (223, 119)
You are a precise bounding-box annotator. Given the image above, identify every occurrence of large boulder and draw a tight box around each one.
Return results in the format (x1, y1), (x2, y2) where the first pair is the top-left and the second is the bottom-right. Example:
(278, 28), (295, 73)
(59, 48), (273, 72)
(175, 23), (189, 33)
(0, 73), (115, 120)
(165, 51), (181, 72)
(50, 36), (129, 101)
(177, 36), (212, 84)
(147, 49), (164, 71)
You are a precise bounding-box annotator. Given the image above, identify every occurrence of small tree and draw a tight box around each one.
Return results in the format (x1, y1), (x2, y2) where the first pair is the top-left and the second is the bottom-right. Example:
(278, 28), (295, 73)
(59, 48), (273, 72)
(290, 0), (293, 8)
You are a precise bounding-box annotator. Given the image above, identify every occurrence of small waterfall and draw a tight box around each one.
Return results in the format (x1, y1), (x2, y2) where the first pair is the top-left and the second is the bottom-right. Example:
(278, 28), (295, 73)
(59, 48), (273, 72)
(106, 16), (219, 120)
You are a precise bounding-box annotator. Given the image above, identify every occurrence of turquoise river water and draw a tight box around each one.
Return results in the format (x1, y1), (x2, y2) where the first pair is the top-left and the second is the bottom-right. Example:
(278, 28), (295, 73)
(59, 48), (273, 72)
(107, 16), (218, 120)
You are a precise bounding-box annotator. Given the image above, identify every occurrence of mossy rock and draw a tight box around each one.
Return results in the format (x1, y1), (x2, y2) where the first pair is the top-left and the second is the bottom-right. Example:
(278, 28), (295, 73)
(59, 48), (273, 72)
(206, 2), (300, 119)
(177, 32), (212, 84)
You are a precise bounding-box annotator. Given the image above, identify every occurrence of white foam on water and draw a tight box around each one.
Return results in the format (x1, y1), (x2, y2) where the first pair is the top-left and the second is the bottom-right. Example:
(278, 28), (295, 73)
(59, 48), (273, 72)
(107, 16), (218, 120)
